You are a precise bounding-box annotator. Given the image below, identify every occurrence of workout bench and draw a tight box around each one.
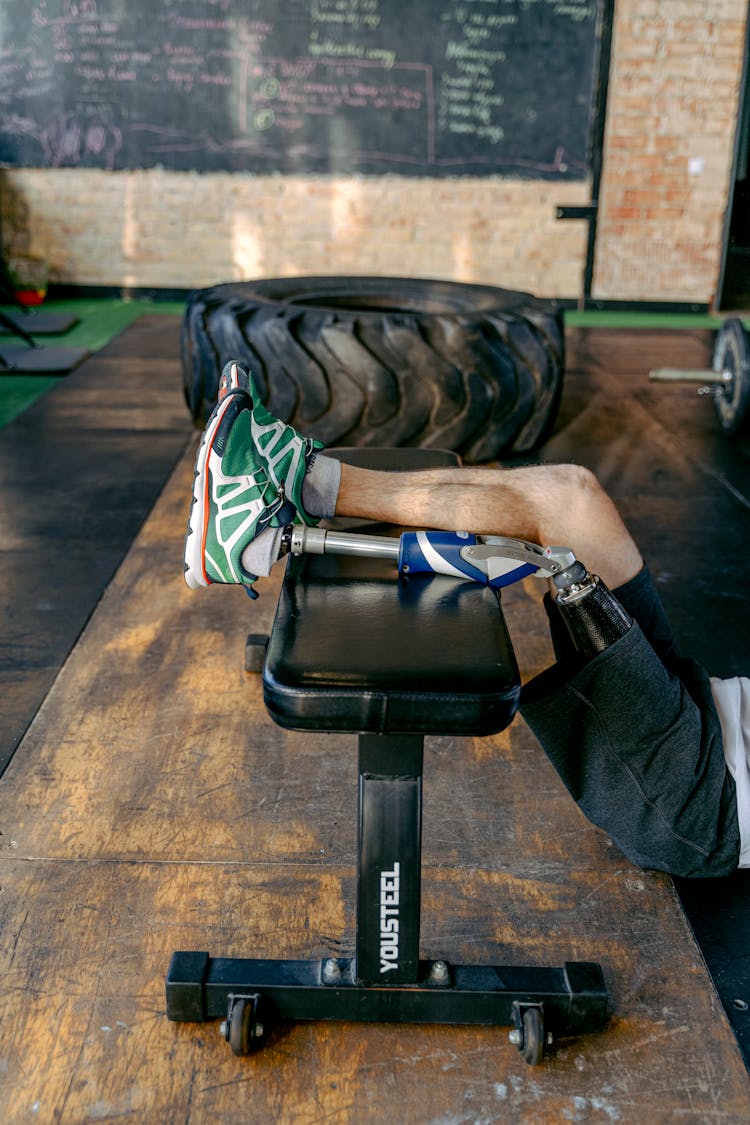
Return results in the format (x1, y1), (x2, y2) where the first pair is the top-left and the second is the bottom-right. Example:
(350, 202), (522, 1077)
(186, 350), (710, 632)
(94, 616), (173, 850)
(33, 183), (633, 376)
(166, 449), (608, 1066)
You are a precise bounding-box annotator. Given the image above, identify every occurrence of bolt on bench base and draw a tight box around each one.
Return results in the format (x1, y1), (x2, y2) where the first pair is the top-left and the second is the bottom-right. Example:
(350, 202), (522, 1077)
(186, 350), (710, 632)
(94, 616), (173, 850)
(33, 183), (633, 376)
(166, 951), (607, 1060)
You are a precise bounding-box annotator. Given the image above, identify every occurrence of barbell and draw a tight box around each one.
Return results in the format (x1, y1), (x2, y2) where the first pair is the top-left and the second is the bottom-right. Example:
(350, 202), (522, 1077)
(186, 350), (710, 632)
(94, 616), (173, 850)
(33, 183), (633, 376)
(649, 317), (750, 436)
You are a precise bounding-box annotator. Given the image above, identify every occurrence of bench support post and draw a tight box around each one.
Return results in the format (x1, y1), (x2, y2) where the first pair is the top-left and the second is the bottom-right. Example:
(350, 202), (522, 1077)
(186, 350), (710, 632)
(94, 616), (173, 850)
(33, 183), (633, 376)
(356, 733), (423, 985)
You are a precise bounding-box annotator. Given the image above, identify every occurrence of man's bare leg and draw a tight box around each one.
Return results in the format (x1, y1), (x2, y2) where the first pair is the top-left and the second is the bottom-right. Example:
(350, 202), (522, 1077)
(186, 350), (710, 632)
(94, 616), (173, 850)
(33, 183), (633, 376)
(333, 462), (643, 591)
(189, 366), (641, 594)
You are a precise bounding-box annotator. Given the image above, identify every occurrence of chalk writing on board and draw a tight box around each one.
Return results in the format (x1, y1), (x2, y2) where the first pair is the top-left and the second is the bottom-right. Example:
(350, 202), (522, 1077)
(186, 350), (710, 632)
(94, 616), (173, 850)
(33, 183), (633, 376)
(0, 0), (604, 178)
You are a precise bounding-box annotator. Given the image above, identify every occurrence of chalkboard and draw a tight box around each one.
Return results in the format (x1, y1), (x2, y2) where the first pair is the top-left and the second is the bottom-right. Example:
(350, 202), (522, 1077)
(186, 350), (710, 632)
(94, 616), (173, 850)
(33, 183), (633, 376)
(0, 0), (607, 180)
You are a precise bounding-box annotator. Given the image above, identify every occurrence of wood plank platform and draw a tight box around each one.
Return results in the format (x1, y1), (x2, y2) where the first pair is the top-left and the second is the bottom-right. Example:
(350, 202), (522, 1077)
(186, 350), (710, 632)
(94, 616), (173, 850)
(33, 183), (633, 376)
(1, 320), (750, 1122)
(0, 314), (191, 770)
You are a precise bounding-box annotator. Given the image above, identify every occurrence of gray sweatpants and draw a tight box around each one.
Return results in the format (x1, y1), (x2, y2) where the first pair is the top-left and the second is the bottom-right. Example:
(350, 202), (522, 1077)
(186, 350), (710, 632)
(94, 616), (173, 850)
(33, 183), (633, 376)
(520, 568), (740, 878)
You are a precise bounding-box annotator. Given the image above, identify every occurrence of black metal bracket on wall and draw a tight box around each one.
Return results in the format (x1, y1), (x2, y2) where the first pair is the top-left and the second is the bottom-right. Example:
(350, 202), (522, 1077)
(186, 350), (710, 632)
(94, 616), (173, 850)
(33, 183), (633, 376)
(557, 206), (598, 222)
(556, 203), (600, 312)
(166, 732), (609, 1065)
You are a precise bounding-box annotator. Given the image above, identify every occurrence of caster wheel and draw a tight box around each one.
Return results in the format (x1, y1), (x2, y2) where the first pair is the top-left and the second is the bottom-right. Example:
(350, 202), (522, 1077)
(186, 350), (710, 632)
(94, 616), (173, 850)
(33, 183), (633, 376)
(223, 994), (265, 1056)
(510, 1005), (547, 1066)
(520, 1007), (545, 1066)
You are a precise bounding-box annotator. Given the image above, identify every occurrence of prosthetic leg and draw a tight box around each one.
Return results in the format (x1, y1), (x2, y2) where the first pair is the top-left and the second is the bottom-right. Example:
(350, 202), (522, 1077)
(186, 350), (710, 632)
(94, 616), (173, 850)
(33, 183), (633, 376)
(281, 525), (633, 661)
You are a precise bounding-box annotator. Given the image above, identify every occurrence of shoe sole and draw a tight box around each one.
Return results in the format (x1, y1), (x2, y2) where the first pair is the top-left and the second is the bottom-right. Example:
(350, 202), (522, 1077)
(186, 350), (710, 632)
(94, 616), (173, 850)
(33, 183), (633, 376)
(183, 394), (241, 588)
(218, 360), (251, 402)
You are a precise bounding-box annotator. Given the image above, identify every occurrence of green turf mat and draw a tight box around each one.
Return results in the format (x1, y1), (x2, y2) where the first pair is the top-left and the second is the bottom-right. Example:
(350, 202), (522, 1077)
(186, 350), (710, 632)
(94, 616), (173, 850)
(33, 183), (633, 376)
(564, 310), (730, 329)
(0, 297), (186, 351)
(0, 374), (60, 428)
(0, 298), (185, 428)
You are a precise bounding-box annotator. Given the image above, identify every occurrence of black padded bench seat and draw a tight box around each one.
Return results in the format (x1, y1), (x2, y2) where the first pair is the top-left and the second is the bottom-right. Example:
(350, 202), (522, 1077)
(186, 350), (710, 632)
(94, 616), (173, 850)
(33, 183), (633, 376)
(263, 552), (520, 735)
(263, 448), (521, 738)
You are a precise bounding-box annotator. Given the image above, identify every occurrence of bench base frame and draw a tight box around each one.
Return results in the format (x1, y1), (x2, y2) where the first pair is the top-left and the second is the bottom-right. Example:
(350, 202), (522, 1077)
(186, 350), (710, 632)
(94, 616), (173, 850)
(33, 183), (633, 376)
(166, 733), (608, 1063)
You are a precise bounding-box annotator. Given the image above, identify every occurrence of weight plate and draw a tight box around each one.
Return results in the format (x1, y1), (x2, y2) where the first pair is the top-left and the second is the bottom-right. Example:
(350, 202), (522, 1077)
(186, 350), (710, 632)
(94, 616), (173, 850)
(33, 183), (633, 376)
(712, 318), (750, 435)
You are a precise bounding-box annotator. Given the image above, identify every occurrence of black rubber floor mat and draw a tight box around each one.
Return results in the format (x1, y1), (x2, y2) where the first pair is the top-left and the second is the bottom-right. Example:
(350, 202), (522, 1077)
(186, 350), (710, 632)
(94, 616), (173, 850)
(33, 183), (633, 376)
(0, 310), (79, 335)
(0, 344), (89, 373)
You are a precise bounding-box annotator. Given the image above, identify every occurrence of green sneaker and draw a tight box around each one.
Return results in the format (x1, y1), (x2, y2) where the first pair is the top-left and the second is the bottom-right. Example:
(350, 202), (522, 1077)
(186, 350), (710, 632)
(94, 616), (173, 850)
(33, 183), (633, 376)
(184, 390), (296, 594)
(218, 361), (324, 526)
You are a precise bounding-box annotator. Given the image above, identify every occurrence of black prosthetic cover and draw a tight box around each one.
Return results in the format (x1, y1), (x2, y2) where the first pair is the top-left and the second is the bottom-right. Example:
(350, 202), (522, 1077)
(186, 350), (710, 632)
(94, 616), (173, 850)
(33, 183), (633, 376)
(554, 576), (633, 662)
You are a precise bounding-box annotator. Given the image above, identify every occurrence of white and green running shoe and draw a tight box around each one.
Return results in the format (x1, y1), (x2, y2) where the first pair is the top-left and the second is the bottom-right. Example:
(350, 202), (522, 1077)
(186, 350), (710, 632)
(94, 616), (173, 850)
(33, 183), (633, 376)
(218, 361), (324, 526)
(184, 390), (295, 594)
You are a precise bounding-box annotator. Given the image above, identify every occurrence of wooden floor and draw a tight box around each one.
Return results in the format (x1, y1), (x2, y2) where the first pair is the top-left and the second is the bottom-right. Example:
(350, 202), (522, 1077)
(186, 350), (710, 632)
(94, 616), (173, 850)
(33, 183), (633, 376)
(1, 318), (750, 1122)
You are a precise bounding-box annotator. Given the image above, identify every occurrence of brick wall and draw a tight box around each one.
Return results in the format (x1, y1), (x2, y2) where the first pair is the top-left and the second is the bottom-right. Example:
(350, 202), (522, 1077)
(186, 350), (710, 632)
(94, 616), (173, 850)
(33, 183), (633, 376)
(1, 0), (746, 305)
(593, 0), (747, 304)
(0, 169), (591, 297)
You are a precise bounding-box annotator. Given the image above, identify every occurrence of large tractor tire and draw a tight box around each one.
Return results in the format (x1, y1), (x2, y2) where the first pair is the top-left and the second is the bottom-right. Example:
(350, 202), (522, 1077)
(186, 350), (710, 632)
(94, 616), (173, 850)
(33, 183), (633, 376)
(181, 276), (564, 461)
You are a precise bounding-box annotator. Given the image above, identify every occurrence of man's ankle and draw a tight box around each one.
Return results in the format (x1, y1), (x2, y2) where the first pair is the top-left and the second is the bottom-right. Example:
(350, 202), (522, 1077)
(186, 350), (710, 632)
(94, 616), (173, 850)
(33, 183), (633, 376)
(301, 454), (342, 520)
